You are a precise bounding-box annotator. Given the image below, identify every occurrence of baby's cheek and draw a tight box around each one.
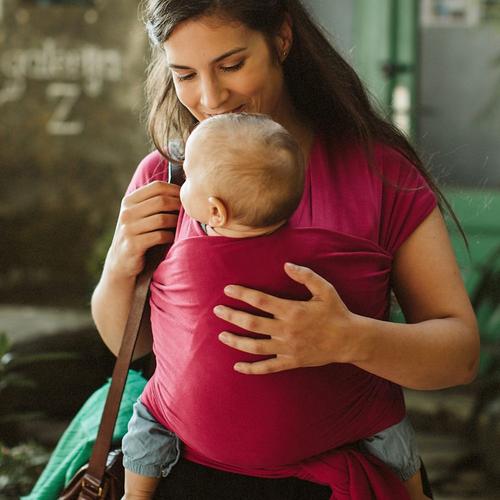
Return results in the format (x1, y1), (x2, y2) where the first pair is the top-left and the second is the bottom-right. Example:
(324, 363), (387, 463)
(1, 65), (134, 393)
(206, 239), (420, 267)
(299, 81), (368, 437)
(179, 184), (188, 208)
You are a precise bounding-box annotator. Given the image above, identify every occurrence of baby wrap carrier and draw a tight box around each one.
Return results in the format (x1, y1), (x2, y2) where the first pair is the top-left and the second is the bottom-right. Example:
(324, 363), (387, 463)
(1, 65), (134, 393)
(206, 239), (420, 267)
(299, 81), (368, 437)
(141, 217), (410, 499)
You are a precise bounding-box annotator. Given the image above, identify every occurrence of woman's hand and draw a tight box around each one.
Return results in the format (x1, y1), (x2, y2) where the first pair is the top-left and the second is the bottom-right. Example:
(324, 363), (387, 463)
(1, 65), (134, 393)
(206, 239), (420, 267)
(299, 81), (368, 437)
(214, 262), (358, 374)
(106, 181), (181, 279)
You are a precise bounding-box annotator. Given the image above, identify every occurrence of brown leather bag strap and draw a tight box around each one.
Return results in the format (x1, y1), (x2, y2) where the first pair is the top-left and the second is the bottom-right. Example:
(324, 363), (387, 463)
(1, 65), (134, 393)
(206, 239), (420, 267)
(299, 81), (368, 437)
(82, 161), (184, 491)
(83, 245), (167, 485)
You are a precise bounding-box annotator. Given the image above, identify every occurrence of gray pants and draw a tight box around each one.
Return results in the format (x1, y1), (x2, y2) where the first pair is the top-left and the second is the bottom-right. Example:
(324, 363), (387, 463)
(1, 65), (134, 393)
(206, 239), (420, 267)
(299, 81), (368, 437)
(360, 415), (421, 481)
(122, 400), (181, 478)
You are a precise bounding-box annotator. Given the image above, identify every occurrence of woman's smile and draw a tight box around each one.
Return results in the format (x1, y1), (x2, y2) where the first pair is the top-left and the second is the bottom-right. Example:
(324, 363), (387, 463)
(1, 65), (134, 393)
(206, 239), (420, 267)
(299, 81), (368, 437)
(205, 104), (246, 117)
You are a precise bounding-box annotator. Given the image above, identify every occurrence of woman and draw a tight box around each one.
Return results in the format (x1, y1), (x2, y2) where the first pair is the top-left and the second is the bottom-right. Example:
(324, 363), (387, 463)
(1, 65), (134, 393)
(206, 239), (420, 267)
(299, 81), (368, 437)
(91, 1), (479, 498)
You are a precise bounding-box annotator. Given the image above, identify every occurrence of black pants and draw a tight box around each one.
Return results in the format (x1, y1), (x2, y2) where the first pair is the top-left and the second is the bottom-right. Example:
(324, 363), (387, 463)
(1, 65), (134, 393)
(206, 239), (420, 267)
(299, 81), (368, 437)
(155, 457), (433, 499)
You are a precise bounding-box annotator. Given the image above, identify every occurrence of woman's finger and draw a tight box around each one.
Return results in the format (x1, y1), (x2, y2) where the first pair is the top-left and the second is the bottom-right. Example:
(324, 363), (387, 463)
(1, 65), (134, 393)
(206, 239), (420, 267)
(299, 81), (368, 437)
(233, 356), (294, 375)
(284, 263), (340, 301)
(214, 306), (279, 336)
(121, 195), (181, 225)
(126, 194), (181, 220)
(123, 180), (180, 206)
(223, 285), (290, 316)
(131, 230), (176, 253)
(130, 213), (179, 236)
(218, 331), (283, 356)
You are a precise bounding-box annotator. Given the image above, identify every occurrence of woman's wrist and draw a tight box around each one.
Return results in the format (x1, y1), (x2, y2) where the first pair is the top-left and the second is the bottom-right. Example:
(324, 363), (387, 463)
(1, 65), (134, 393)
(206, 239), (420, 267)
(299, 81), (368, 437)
(104, 263), (137, 288)
(338, 312), (375, 365)
(103, 244), (140, 282)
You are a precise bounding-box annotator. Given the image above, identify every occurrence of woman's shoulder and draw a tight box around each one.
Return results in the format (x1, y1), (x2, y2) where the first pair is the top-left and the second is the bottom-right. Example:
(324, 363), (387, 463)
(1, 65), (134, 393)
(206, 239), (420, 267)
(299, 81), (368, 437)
(311, 136), (437, 254)
(321, 137), (430, 190)
(368, 143), (438, 254)
(371, 142), (429, 189)
(125, 150), (169, 195)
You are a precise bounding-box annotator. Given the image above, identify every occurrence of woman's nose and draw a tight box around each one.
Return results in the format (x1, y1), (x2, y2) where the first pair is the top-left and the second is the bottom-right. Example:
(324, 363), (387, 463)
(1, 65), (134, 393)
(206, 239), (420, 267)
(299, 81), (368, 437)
(200, 75), (229, 111)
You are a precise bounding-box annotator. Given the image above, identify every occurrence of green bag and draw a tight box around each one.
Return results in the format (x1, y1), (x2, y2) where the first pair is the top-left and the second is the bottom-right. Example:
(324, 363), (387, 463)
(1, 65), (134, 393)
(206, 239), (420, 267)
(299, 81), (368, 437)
(22, 370), (146, 500)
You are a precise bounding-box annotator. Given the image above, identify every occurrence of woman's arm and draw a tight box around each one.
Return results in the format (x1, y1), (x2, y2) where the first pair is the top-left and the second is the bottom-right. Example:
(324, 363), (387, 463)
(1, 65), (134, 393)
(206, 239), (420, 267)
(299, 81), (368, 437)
(91, 181), (181, 357)
(351, 207), (479, 389)
(215, 207), (479, 390)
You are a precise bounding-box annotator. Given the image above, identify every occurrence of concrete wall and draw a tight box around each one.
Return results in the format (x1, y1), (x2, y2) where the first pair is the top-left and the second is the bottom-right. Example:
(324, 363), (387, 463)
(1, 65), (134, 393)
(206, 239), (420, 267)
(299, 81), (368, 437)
(0, 0), (150, 304)
(304, 0), (354, 60)
(419, 23), (500, 188)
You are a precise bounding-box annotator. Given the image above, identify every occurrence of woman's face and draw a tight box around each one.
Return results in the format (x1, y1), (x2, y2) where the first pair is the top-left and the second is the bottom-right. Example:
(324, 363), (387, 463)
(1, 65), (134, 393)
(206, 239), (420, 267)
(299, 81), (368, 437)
(164, 15), (292, 125)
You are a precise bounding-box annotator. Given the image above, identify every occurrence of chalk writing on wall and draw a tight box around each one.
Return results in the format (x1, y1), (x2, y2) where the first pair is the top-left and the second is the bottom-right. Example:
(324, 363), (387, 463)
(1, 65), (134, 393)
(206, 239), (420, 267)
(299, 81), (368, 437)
(0, 38), (122, 135)
(47, 83), (84, 135)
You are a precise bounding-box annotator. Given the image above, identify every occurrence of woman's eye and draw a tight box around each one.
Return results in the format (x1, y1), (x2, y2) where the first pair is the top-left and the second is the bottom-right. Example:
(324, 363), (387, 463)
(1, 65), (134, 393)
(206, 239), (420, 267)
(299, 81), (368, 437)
(174, 60), (244, 81)
(221, 61), (244, 72)
(175, 73), (195, 82)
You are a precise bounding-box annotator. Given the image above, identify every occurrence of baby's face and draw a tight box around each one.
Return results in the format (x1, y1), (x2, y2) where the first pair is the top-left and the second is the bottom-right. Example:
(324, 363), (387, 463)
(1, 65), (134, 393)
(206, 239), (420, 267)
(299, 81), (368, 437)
(180, 135), (213, 223)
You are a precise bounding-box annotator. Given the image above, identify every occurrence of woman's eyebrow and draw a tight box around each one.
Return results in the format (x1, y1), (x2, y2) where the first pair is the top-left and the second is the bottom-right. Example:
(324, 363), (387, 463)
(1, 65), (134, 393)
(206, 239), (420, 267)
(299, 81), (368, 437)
(168, 47), (247, 70)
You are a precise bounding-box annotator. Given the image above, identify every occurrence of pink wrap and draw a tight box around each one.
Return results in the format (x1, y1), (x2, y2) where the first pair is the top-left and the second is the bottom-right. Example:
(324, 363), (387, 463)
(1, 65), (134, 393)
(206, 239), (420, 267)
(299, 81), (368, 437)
(127, 137), (437, 498)
(142, 219), (408, 498)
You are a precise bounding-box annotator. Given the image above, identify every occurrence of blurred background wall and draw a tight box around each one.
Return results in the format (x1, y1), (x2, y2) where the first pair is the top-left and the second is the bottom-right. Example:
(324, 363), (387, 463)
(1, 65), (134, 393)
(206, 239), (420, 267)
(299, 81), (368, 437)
(419, 5), (500, 187)
(0, 0), (151, 306)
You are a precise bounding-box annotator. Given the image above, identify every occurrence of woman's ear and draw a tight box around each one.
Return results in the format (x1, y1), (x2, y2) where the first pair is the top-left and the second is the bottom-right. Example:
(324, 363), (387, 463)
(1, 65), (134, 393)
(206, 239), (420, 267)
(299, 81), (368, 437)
(208, 196), (228, 227)
(276, 14), (293, 61)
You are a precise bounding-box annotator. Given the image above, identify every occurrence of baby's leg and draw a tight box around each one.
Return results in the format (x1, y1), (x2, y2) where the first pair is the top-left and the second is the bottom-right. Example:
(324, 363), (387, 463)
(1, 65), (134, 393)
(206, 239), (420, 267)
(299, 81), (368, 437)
(403, 469), (431, 500)
(122, 400), (181, 499)
(361, 416), (431, 499)
(123, 469), (160, 500)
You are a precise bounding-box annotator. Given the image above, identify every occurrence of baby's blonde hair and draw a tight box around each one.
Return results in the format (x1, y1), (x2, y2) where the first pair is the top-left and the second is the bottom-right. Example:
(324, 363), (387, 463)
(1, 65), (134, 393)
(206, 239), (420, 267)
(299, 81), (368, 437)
(189, 113), (305, 228)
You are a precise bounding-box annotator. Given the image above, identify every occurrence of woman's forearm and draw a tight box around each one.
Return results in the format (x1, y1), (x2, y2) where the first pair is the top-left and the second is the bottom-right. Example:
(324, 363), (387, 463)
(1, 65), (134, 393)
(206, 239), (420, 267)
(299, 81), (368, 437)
(91, 262), (152, 359)
(350, 314), (479, 390)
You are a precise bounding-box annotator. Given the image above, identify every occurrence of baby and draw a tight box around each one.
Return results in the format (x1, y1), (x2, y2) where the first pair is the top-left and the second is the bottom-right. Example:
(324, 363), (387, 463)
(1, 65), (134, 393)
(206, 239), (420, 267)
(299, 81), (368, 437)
(122, 113), (424, 499)
(178, 114), (304, 240)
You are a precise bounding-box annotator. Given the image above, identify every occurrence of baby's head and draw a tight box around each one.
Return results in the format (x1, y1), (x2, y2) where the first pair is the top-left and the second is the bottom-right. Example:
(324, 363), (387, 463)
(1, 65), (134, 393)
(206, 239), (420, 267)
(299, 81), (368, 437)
(180, 113), (305, 234)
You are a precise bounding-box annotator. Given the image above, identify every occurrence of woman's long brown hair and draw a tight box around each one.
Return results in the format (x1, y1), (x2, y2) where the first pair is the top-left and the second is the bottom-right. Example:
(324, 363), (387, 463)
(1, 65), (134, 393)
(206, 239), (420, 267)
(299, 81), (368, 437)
(142, 0), (466, 245)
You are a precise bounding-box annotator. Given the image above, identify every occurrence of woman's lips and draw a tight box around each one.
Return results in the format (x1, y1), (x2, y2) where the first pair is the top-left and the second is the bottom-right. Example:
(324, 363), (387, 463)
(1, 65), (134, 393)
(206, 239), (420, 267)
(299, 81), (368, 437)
(206, 104), (245, 117)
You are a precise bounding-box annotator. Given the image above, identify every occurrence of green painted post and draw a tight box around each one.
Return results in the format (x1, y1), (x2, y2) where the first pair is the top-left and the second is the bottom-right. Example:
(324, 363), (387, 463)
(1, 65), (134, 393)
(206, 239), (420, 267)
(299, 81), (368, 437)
(390, 0), (420, 140)
(352, 0), (392, 117)
(352, 0), (419, 140)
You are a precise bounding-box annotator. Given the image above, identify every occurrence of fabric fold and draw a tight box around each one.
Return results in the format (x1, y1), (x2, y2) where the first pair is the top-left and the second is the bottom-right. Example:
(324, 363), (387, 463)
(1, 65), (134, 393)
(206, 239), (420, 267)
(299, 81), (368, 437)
(298, 447), (410, 499)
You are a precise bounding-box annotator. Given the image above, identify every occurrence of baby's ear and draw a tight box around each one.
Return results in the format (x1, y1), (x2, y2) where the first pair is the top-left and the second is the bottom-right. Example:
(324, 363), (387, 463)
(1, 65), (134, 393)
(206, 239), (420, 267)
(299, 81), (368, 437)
(208, 196), (228, 227)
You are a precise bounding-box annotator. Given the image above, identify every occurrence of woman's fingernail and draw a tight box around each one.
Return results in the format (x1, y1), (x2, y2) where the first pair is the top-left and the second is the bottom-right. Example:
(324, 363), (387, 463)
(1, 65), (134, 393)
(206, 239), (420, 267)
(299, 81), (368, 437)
(213, 306), (224, 315)
(285, 262), (299, 270)
(224, 285), (235, 295)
